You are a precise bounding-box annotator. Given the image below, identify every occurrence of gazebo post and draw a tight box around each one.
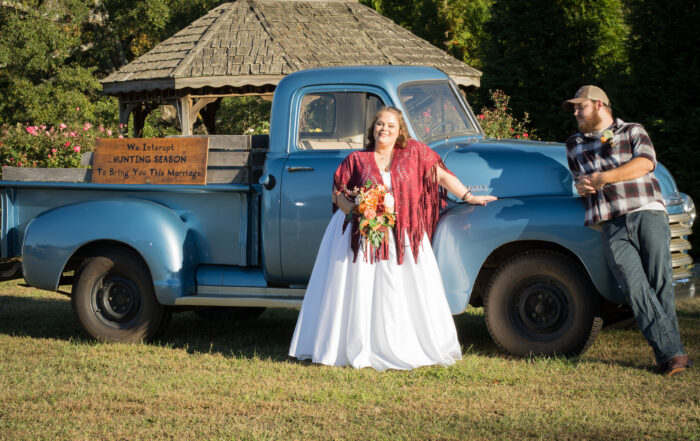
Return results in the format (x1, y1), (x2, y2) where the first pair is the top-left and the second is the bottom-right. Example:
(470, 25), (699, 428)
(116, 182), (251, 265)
(200, 98), (222, 134)
(118, 101), (131, 135)
(177, 95), (192, 136)
(132, 104), (151, 137)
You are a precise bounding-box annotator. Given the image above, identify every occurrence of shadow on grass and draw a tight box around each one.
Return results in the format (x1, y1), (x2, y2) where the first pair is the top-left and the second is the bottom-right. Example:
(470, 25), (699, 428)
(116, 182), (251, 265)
(0, 292), (502, 361)
(159, 307), (503, 360)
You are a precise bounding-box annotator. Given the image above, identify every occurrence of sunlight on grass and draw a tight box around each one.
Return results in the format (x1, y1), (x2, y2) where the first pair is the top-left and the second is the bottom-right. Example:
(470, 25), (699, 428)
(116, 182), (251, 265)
(0, 279), (698, 440)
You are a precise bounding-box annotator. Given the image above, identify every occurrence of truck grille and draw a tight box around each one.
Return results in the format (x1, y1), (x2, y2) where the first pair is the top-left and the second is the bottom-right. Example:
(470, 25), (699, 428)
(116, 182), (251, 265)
(669, 212), (694, 279)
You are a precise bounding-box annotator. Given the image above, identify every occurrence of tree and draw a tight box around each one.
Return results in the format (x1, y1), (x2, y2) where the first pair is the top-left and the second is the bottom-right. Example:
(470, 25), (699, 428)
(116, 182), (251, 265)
(624, 0), (700, 251)
(441, 0), (493, 70)
(479, 0), (629, 141)
(0, 1), (226, 128)
(360, 0), (448, 50)
(0, 0), (113, 126)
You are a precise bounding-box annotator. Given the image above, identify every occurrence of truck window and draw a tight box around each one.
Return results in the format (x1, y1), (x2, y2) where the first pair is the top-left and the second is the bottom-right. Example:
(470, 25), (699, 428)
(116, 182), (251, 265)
(298, 92), (384, 150)
(399, 81), (478, 143)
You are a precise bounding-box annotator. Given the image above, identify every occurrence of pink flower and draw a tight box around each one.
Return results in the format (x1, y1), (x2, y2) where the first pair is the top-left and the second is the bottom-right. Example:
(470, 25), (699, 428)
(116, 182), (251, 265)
(478, 114), (485, 119)
(99, 126), (105, 132)
(83, 122), (92, 131)
(59, 123), (67, 130)
(69, 131), (76, 137)
(64, 141), (70, 147)
(25, 126), (36, 135)
(523, 133), (529, 138)
(40, 125), (46, 130)
(118, 135), (124, 139)
(76, 107), (80, 111)
(73, 146), (81, 153)
(51, 148), (57, 153)
(47, 154), (51, 158)
(106, 130), (112, 136)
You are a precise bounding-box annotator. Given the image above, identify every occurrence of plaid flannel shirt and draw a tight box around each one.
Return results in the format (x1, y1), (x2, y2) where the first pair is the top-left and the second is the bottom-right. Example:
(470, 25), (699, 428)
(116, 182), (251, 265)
(566, 118), (665, 226)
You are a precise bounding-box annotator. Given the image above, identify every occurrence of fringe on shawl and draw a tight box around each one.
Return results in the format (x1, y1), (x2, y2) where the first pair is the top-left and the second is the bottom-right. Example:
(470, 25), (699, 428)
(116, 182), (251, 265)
(394, 160), (450, 265)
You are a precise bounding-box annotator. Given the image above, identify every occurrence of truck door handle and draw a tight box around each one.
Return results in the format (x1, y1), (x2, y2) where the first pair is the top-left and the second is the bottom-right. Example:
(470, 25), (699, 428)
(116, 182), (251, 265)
(286, 166), (314, 172)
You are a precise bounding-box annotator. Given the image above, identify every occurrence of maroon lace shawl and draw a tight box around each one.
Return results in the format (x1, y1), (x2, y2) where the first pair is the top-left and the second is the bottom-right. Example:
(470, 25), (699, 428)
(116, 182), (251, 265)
(333, 138), (451, 264)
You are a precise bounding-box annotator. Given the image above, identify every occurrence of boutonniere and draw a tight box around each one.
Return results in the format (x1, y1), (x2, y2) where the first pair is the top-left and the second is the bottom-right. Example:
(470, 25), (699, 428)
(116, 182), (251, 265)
(600, 129), (615, 148)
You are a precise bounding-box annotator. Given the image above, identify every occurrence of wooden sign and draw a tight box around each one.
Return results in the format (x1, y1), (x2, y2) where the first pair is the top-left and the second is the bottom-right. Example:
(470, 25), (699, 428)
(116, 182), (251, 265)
(91, 138), (208, 185)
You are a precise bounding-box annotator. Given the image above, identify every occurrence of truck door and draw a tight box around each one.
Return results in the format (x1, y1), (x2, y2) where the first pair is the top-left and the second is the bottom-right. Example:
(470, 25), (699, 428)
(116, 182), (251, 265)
(279, 89), (386, 283)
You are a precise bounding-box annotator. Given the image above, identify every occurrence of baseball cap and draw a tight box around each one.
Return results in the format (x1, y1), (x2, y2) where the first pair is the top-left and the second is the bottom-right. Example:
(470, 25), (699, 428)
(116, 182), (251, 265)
(562, 85), (610, 111)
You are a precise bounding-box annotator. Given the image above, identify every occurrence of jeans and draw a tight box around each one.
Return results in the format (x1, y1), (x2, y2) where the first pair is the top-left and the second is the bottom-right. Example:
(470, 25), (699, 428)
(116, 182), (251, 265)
(602, 210), (686, 364)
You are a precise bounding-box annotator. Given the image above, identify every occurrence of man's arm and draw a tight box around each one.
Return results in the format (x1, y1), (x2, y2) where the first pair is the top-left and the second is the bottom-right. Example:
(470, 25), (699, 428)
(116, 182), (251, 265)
(579, 157), (655, 193)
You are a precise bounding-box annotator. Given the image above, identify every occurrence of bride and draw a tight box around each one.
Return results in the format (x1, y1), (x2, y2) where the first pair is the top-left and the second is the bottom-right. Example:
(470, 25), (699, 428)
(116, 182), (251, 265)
(288, 106), (496, 370)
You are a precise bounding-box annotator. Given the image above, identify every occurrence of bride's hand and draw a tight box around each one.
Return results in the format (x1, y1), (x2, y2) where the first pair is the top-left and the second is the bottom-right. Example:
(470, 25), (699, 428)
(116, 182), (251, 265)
(333, 192), (356, 214)
(468, 195), (497, 206)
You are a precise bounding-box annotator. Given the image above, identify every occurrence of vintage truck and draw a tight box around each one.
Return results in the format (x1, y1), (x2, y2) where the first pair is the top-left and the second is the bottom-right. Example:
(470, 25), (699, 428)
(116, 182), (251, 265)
(1, 66), (696, 356)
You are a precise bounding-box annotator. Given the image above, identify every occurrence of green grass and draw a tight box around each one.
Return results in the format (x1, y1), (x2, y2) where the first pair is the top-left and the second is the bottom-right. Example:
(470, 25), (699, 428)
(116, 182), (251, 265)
(0, 279), (698, 440)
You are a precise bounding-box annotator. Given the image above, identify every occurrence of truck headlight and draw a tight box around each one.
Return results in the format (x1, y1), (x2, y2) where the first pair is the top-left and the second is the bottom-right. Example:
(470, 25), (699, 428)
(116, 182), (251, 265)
(683, 193), (696, 227)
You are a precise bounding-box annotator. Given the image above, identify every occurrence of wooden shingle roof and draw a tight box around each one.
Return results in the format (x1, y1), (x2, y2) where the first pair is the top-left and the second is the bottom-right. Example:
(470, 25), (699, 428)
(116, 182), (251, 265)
(101, 0), (481, 95)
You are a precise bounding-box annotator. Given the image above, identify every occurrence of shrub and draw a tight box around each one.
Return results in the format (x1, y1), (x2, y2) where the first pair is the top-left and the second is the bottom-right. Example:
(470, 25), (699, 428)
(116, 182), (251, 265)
(0, 121), (118, 171)
(477, 89), (537, 140)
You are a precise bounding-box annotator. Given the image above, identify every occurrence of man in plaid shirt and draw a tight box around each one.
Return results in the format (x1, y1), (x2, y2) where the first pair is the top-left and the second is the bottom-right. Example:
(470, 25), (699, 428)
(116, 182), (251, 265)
(564, 85), (691, 376)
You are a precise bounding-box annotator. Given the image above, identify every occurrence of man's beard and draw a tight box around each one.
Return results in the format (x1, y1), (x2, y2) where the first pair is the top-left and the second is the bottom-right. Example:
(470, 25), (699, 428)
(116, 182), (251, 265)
(578, 111), (603, 133)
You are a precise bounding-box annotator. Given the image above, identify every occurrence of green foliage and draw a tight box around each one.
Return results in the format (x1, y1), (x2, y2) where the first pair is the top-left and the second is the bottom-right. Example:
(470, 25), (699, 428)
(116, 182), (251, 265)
(360, 0), (447, 48)
(216, 97), (272, 135)
(479, 0), (629, 141)
(0, 1), (116, 127)
(441, 0), (493, 69)
(0, 121), (118, 170)
(477, 90), (537, 140)
(623, 0), (700, 253)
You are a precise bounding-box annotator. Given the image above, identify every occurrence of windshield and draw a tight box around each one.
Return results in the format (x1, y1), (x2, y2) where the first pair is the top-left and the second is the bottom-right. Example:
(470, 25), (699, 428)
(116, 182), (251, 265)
(398, 81), (478, 143)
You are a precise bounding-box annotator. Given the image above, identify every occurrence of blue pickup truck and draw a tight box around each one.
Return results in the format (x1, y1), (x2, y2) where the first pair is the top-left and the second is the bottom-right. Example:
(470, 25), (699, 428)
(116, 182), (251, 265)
(1, 66), (696, 356)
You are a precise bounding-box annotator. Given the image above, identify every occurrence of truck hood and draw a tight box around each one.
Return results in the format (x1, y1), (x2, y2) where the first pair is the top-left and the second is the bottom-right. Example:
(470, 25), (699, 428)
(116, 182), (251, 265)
(439, 139), (678, 200)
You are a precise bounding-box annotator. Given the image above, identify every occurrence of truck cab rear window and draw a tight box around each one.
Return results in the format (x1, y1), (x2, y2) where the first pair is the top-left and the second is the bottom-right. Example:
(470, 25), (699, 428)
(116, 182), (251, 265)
(298, 92), (383, 150)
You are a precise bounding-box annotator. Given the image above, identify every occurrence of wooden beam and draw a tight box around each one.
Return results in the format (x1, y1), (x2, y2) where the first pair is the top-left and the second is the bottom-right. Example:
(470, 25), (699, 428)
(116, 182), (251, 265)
(178, 95), (192, 136)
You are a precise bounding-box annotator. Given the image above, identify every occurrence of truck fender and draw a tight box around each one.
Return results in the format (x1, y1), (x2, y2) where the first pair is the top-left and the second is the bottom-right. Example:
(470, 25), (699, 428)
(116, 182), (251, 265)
(432, 197), (622, 314)
(21, 198), (198, 304)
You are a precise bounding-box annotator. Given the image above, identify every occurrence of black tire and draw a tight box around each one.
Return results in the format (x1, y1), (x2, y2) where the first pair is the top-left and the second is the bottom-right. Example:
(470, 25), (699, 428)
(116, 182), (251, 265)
(484, 250), (603, 357)
(194, 307), (266, 321)
(71, 248), (171, 342)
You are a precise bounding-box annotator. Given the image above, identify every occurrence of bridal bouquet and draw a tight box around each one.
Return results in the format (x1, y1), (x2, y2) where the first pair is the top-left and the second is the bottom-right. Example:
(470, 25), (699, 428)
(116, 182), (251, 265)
(345, 180), (396, 249)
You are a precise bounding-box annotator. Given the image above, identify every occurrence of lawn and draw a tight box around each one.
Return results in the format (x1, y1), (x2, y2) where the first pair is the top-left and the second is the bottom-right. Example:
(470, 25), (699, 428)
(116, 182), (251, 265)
(0, 278), (698, 440)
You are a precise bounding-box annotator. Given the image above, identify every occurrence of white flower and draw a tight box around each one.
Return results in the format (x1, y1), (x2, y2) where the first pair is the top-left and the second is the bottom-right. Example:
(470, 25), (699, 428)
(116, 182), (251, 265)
(355, 193), (365, 205)
(384, 193), (395, 210)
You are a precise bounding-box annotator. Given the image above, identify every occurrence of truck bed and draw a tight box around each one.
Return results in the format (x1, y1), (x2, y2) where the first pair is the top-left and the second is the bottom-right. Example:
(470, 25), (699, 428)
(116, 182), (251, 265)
(1, 135), (269, 185)
(0, 135), (269, 267)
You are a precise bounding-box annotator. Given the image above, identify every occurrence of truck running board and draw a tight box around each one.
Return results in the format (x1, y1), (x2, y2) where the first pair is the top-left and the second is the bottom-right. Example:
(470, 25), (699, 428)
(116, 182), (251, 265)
(175, 285), (306, 308)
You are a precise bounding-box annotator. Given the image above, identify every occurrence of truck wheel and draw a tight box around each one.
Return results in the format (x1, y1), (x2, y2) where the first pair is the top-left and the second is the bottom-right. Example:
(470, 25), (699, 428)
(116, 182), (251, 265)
(194, 307), (266, 321)
(484, 251), (603, 357)
(71, 248), (171, 342)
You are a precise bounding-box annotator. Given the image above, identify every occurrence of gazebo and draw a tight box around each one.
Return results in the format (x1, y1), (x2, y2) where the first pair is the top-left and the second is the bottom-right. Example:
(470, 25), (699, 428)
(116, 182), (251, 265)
(100, 0), (481, 136)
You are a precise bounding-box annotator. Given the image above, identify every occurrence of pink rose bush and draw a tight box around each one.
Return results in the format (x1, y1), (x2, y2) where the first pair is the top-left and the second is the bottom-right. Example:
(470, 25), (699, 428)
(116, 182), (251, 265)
(1, 121), (118, 171)
(478, 90), (538, 140)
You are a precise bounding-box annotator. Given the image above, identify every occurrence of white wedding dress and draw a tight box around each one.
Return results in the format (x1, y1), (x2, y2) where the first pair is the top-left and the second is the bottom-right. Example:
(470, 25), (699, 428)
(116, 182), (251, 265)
(288, 172), (462, 371)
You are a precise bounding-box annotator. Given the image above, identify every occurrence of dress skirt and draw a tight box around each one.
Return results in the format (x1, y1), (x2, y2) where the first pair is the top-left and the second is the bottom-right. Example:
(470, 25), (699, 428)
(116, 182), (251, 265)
(288, 210), (462, 371)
